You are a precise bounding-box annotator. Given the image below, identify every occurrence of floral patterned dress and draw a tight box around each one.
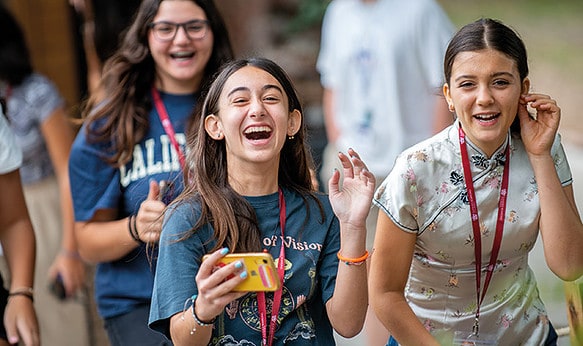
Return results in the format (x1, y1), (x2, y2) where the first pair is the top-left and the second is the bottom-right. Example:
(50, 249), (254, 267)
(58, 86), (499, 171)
(374, 121), (572, 345)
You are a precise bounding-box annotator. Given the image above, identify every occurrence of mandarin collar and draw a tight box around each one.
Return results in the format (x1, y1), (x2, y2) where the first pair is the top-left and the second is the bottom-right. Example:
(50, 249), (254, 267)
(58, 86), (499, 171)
(451, 120), (511, 171)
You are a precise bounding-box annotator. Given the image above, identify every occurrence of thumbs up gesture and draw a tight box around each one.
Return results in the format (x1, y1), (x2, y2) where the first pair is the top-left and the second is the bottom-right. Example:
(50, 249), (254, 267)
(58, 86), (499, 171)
(134, 180), (167, 244)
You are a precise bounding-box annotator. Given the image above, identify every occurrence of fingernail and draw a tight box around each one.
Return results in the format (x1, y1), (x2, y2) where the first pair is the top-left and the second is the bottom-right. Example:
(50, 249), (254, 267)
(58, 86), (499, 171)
(240, 271), (248, 278)
(234, 261), (243, 269)
(220, 248), (229, 255)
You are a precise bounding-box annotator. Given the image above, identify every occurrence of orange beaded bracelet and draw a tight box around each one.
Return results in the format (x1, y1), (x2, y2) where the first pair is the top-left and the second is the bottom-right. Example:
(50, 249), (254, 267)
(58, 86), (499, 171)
(337, 250), (369, 266)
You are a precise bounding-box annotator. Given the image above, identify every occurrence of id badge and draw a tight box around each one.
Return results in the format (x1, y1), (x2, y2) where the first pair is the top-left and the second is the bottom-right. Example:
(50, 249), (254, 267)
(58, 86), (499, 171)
(453, 331), (497, 345)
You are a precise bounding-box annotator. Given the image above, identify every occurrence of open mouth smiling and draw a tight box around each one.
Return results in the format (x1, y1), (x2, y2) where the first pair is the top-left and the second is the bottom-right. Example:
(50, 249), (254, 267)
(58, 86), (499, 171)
(474, 113), (500, 121)
(170, 51), (195, 60)
(244, 126), (272, 140)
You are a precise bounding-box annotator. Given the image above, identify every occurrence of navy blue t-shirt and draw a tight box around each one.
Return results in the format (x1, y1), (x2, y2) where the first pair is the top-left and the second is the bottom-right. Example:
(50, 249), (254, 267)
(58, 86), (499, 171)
(69, 91), (196, 318)
(149, 188), (341, 344)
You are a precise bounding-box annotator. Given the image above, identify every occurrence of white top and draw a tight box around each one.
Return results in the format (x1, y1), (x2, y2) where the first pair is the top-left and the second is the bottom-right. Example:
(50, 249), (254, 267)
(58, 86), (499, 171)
(374, 121), (572, 344)
(317, 0), (455, 176)
(0, 109), (22, 174)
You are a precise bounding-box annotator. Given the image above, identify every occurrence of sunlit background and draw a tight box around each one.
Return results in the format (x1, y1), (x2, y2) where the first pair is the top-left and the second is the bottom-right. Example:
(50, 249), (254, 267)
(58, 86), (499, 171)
(3, 0), (581, 344)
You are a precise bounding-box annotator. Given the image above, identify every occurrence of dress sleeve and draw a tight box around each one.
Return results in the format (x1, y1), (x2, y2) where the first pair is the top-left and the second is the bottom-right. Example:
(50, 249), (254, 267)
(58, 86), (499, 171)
(26, 74), (65, 123)
(552, 134), (573, 186)
(373, 152), (420, 233)
(0, 113), (22, 174)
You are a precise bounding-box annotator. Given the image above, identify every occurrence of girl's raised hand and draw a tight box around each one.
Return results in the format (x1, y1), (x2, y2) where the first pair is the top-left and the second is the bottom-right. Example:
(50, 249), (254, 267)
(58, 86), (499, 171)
(328, 148), (376, 228)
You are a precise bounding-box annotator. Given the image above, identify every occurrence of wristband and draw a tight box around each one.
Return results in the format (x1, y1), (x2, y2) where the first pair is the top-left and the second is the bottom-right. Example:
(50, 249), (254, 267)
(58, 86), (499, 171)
(192, 298), (216, 327)
(337, 250), (369, 266)
(181, 294), (215, 335)
(8, 287), (34, 302)
(60, 248), (82, 260)
(128, 215), (143, 244)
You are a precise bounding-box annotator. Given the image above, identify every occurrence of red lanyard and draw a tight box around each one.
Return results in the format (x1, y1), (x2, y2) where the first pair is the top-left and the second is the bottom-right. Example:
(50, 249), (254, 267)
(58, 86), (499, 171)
(458, 127), (510, 336)
(0, 85), (11, 114)
(151, 86), (185, 169)
(256, 188), (286, 346)
(1, 84), (12, 99)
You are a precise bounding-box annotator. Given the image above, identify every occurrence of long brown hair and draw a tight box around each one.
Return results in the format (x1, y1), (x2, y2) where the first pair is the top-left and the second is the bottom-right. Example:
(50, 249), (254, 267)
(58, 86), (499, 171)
(175, 57), (322, 253)
(81, 0), (233, 166)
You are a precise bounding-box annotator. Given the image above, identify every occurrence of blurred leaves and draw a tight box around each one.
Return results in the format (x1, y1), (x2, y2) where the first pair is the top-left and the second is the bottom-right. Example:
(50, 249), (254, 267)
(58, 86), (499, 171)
(285, 0), (331, 34)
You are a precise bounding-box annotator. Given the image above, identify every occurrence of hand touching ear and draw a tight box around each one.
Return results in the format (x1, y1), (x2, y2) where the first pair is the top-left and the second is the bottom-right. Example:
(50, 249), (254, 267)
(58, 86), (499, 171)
(518, 93), (560, 157)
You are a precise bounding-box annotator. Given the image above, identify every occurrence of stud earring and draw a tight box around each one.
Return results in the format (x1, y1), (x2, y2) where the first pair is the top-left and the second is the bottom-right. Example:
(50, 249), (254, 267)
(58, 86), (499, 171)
(288, 135), (295, 140)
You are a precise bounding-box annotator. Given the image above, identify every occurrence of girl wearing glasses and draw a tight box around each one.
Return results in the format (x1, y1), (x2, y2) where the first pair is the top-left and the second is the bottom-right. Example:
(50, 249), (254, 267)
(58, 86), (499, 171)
(68, 0), (233, 345)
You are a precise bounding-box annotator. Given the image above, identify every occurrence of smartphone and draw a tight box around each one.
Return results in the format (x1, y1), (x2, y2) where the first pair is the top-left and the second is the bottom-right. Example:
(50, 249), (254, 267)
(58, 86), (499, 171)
(49, 274), (67, 300)
(158, 180), (171, 204)
(202, 252), (280, 292)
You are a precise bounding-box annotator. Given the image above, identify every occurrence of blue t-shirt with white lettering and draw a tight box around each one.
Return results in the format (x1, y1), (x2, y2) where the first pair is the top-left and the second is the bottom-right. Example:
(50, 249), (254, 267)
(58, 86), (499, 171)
(149, 188), (340, 344)
(69, 91), (195, 319)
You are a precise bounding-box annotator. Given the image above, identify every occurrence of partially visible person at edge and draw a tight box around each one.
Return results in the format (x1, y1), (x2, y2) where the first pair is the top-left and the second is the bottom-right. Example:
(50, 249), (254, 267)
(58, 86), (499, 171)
(69, 0), (142, 98)
(0, 108), (39, 346)
(369, 18), (583, 346)
(148, 57), (374, 345)
(68, 0), (234, 344)
(316, 1), (455, 343)
(0, 4), (90, 345)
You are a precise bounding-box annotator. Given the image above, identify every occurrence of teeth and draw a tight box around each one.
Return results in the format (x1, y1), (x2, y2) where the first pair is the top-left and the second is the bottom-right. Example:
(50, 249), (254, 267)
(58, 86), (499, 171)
(171, 51), (194, 58)
(475, 113), (497, 120)
(244, 126), (271, 134)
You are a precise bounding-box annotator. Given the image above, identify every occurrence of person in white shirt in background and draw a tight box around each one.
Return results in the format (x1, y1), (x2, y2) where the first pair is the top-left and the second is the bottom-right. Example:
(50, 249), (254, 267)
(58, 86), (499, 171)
(316, 0), (455, 344)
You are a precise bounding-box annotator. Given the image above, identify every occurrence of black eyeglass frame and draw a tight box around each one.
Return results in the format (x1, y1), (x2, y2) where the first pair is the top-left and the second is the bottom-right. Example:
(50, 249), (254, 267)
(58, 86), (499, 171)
(148, 19), (210, 41)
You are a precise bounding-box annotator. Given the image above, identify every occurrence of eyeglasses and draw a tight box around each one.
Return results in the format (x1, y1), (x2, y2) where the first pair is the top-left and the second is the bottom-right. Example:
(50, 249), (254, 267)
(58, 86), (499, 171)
(148, 20), (209, 41)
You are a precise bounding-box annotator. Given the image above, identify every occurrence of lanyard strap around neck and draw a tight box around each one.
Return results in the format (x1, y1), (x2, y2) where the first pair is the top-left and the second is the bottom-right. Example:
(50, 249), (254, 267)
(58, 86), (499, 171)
(458, 127), (510, 335)
(151, 86), (185, 169)
(1, 84), (12, 99)
(256, 188), (286, 346)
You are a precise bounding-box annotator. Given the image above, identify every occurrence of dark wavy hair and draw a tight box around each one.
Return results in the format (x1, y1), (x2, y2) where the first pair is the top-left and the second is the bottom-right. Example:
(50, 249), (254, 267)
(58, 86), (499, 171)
(444, 18), (528, 134)
(0, 4), (33, 86)
(176, 57), (322, 253)
(82, 0), (234, 166)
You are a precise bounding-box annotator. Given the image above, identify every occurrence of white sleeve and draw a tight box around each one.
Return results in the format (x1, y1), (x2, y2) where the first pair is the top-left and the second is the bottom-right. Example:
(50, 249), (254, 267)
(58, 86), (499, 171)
(0, 110), (22, 174)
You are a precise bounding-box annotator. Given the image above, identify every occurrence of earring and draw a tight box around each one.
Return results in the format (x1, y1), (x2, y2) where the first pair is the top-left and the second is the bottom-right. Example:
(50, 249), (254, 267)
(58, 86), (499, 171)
(216, 132), (223, 139)
(288, 135), (295, 140)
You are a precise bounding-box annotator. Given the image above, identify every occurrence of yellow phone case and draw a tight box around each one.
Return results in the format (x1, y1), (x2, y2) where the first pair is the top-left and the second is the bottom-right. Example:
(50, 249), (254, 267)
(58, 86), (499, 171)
(202, 252), (281, 292)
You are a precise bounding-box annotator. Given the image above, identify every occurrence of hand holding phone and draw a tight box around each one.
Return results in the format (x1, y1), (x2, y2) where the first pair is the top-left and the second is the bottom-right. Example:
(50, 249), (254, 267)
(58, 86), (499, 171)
(202, 252), (280, 292)
(49, 274), (67, 300)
